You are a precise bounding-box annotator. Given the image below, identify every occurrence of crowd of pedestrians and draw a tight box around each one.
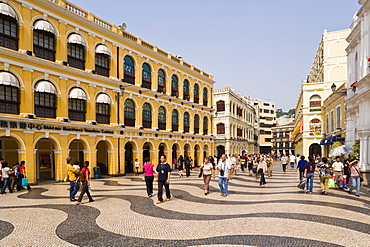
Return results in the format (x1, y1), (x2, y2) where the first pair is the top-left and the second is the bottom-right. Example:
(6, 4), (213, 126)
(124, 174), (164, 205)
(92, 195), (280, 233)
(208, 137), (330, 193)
(0, 158), (31, 195)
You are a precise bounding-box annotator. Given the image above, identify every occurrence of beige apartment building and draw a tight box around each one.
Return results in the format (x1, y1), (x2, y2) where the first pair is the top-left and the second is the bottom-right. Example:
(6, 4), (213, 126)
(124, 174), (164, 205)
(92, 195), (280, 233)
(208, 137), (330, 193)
(214, 88), (259, 157)
(248, 99), (276, 154)
(294, 29), (349, 158)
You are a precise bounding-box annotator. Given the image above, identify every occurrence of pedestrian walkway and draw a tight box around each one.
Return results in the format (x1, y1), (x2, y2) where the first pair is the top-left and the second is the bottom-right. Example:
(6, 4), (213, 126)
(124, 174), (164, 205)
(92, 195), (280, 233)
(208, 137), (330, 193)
(0, 161), (369, 246)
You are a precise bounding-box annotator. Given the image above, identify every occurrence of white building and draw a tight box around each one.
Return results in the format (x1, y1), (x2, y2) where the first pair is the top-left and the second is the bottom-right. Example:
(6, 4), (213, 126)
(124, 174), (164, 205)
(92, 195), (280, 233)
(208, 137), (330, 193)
(213, 88), (259, 157)
(346, 0), (370, 172)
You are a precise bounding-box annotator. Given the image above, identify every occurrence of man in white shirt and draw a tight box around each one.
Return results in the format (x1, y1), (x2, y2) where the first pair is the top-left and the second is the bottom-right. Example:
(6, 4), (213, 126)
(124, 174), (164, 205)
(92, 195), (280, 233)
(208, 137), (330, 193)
(332, 156), (344, 189)
(281, 154), (289, 172)
(289, 154), (296, 170)
(217, 154), (231, 197)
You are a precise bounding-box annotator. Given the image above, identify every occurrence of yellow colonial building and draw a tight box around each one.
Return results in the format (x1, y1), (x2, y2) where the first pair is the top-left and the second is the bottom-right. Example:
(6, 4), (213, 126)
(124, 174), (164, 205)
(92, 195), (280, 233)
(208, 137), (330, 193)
(0, 0), (215, 183)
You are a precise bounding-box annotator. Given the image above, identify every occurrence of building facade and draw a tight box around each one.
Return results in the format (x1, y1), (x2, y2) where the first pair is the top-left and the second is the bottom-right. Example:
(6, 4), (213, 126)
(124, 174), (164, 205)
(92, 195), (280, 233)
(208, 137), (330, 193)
(321, 83), (346, 157)
(346, 0), (370, 171)
(293, 29), (349, 158)
(0, 0), (215, 183)
(271, 123), (295, 155)
(248, 98), (276, 154)
(213, 88), (258, 157)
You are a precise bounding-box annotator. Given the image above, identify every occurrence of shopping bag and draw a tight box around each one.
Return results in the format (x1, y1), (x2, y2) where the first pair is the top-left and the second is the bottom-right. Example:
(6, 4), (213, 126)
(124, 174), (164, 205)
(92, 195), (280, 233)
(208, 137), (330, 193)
(297, 177), (306, 189)
(22, 177), (29, 187)
(328, 178), (336, 189)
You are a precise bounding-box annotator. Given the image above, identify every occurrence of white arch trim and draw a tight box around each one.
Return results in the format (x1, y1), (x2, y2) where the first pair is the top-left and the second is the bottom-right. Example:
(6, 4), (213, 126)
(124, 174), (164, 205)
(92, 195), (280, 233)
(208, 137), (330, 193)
(33, 134), (62, 150)
(0, 133), (26, 150)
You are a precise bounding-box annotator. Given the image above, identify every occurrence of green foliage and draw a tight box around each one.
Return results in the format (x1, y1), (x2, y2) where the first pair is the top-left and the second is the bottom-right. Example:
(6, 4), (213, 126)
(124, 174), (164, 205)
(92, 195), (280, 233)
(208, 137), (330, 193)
(276, 108), (295, 118)
(352, 140), (360, 159)
(330, 141), (343, 151)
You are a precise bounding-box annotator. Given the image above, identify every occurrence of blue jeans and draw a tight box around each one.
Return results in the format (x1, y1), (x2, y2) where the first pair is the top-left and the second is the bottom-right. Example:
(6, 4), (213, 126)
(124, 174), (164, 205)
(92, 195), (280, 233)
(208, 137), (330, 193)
(350, 177), (360, 196)
(69, 181), (80, 199)
(290, 162), (294, 169)
(218, 177), (228, 195)
(0, 178), (9, 194)
(306, 173), (314, 192)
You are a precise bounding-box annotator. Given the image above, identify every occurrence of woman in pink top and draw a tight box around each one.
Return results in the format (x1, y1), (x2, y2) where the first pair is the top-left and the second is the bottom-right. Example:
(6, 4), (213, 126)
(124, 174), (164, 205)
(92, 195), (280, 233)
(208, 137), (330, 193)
(143, 158), (155, 197)
(348, 160), (361, 197)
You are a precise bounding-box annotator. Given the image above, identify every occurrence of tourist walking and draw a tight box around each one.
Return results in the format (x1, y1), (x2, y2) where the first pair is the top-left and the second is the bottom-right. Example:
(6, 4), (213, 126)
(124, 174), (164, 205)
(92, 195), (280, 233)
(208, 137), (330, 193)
(281, 154), (288, 172)
(229, 154), (236, 179)
(305, 156), (316, 194)
(257, 157), (267, 186)
(348, 160), (361, 197)
(135, 158), (140, 175)
(8, 163), (17, 192)
(156, 155), (172, 204)
(0, 158), (3, 190)
(185, 156), (191, 177)
(266, 155), (273, 177)
(332, 156), (344, 189)
(343, 159), (351, 189)
(217, 154), (231, 197)
(76, 161), (94, 204)
(297, 156), (307, 180)
(318, 157), (331, 195)
(177, 155), (184, 177)
(289, 154), (296, 170)
(200, 157), (214, 195)
(19, 161), (31, 191)
(0, 162), (11, 194)
(143, 158), (155, 197)
(67, 157), (80, 201)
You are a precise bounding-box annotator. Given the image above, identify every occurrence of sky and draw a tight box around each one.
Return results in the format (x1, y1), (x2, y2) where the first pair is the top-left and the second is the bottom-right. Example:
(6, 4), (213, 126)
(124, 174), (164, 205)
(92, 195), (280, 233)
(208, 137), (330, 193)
(71, 0), (360, 111)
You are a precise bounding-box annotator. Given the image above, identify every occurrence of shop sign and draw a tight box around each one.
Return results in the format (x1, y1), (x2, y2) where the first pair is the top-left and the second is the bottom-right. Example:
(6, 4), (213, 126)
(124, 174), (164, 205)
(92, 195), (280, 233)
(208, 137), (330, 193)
(0, 120), (114, 134)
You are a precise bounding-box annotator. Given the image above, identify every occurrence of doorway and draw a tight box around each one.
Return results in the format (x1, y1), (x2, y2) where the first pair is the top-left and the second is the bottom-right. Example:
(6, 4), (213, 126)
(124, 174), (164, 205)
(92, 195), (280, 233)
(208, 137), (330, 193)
(36, 138), (55, 181)
(309, 143), (322, 158)
(125, 142), (134, 173)
(97, 141), (108, 175)
(217, 145), (225, 158)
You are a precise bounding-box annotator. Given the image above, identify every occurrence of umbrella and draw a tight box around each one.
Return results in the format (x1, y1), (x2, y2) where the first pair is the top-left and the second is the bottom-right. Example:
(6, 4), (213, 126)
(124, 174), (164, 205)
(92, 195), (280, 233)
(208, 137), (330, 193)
(329, 145), (352, 157)
(242, 150), (247, 153)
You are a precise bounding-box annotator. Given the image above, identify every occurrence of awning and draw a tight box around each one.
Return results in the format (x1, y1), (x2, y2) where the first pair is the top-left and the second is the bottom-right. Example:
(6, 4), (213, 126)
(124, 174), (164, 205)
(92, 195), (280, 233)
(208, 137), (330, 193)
(34, 20), (55, 34)
(0, 3), (18, 20)
(95, 44), (110, 56)
(320, 135), (340, 145)
(69, 88), (87, 100)
(96, 93), (111, 104)
(67, 34), (86, 46)
(0, 72), (19, 87)
(35, 81), (56, 94)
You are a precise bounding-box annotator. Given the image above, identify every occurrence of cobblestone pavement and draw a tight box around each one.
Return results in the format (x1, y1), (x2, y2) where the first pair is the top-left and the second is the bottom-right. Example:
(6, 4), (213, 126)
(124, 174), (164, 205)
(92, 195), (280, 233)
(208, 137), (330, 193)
(0, 162), (369, 247)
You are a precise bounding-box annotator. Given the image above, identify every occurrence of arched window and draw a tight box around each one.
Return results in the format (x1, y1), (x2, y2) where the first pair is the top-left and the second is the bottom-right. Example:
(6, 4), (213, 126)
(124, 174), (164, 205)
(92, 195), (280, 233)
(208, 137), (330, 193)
(142, 63), (151, 89)
(217, 100), (225, 112)
(33, 20), (56, 61)
(217, 123), (225, 134)
(184, 112), (190, 133)
(157, 69), (166, 93)
(95, 45), (110, 77)
(0, 71), (19, 114)
(158, 106), (166, 130)
(172, 109), (179, 131)
(142, 103), (152, 128)
(183, 79), (189, 100)
(171, 75), (179, 97)
(67, 34), (86, 70)
(194, 84), (199, 103)
(68, 88), (86, 121)
(96, 93), (111, 124)
(0, 3), (18, 50)
(34, 80), (56, 118)
(203, 87), (208, 106)
(203, 116), (208, 135)
(309, 95), (321, 112)
(124, 99), (135, 126)
(194, 114), (200, 134)
(124, 55), (135, 84)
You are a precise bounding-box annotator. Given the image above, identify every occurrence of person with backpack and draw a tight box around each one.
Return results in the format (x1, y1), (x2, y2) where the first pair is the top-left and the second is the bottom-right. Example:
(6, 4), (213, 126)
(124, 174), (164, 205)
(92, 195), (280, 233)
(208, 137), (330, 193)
(185, 156), (191, 177)
(304, 156), (316, 194)
(177, 155), (184, 177)
(317, 157), (331, 195)
(76, 161), (94, 204)
(156, 155), (172, 204)
(143, 158), (155, 197)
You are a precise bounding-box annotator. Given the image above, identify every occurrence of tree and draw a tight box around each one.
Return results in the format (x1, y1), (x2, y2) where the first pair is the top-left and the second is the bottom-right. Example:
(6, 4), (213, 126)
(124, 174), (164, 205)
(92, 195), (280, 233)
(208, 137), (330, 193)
(352, 140), (360, 159)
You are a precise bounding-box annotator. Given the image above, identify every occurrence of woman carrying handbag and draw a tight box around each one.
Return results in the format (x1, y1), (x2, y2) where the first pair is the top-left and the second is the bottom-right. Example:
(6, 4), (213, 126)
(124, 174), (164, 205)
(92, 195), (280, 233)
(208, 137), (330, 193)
(348, 160), (362, 197)
(76, 161), (94, 204)
(199, 157), (215, 195)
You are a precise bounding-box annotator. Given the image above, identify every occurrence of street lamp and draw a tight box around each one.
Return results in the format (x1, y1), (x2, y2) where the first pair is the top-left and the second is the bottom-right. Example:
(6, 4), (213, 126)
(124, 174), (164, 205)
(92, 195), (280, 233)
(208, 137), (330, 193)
(116, 85), (125, 176)
(331, 83), (356, 96)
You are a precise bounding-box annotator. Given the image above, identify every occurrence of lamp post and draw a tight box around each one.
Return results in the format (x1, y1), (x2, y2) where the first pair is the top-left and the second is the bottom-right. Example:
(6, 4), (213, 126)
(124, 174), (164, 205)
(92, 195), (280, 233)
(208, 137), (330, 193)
(116, 85), (125, 176)
(331, 83), (356, 96)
